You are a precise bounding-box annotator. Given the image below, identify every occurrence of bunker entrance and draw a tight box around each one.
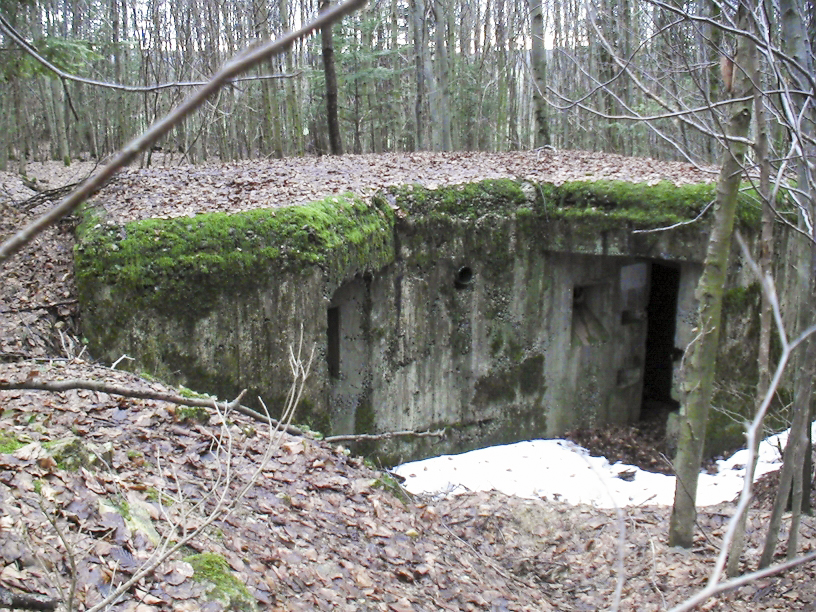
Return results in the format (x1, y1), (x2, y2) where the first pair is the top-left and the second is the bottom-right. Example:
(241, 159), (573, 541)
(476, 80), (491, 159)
(641, 261), (681, 420)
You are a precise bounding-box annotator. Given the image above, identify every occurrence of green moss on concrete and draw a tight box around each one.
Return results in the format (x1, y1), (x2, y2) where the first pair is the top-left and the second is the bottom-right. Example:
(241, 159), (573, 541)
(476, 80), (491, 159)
(473, 353), (547, 408)
(387, 178), (773, 233)
(705, 282), (788, 457)
(384, 179), (528, 219)
(551, 180), (765, 228)
(721, 283), (761, 315)
(519, 355), (546, 396)
(75, 193), (395, 319)
(474, 371), (517, 406)
(184, 552), (257, 612)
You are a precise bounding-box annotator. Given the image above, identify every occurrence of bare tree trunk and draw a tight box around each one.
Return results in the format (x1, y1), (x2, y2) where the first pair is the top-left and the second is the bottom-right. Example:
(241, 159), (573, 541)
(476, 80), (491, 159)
(725, 54), (772, 577)
(390, 0), (401, 150)
(281, 0), (304, 155)
(494, 0), (507, 150)
(111, 0), (125, 151)
(415, 0), (440, 150)
(528, 0), (550, 147)
(50, 80), (70, 165)
(431, 0), (452, 151)
(669, 1), (757, 548)
(320, 0), (343, 156)
(759, 0), (816, 568)
(411, 0), (426, 150)
(0, 96), (7, 171)
(12, 79), (29, 175)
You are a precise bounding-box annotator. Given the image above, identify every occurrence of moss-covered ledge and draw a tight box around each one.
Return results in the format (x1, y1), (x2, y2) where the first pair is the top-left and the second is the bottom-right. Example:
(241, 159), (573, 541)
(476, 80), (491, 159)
(380, 179), (767, 262)
(74, 194), (395, 423)
(75, 193), (395, 320)
(382, 178), (764, 226)
(76, 178), (766, 321)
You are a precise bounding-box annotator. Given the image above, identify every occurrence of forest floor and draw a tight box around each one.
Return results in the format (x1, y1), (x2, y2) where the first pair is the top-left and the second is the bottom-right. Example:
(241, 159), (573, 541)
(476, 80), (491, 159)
(1, 155), (815, 611)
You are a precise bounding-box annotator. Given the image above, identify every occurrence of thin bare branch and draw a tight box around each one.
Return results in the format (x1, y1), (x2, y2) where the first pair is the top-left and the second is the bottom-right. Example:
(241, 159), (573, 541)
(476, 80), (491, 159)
(0, 14), (301, 93)
(0, 0), (367, 263)
(669, 549), (816, 612)
(0, 376), (309, 433)
(324, 428), (447, 443)
(82, 339), (313, 612)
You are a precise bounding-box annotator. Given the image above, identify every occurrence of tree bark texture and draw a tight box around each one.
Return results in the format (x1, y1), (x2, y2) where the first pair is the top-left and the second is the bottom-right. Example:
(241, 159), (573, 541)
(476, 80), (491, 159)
(432, 0), (452, 151)
(320, 0), (344, 156)
(528, 0), (550, 147)
(760, 0), (816, 567)
(725, 47), (773, 577)
(668, 1), (757, 549)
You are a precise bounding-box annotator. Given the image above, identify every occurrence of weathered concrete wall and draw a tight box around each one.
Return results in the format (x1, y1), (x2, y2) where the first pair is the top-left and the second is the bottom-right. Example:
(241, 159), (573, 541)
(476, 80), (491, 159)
(76, 179), (777, 463)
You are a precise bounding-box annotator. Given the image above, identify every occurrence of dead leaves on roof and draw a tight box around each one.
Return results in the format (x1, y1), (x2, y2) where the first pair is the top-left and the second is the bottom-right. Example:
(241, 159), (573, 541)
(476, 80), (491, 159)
(93, 150), (717, 225)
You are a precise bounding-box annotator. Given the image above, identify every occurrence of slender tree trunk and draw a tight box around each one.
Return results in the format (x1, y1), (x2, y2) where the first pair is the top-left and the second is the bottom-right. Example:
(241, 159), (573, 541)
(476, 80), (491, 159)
(725, 54), (773, 577)
(280, 0), (303, 156)
(759, 0), (816, 568)
(111, 0), (124, 150)
(13, 80), (28, 175)
(528, 0), (550, 147)
(411, 0), (426, 150)
(320, 0), (343, 155)
(432, 0), (452, 151)
(495, 0), (507, 150)
(50, 80), (70, 165)
(669, 1), (757, 548)
(390, 0), (401, 150)
(416, 0), (440, 150)
(0, 94), (7, 171)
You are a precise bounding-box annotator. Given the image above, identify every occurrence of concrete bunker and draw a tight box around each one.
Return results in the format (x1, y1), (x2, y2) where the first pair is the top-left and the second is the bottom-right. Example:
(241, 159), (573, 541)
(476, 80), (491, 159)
(75, 179), (775, 463)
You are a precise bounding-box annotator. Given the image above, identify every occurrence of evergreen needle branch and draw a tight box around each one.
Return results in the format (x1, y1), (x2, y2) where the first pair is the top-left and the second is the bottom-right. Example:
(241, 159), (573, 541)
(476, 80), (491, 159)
(0, 0), (367, 263)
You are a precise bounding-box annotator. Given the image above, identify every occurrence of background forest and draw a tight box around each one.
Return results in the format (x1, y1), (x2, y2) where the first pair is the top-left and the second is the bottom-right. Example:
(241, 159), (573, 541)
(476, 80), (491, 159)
(2, 0), (812, 169)
(1, 0), (816, 607)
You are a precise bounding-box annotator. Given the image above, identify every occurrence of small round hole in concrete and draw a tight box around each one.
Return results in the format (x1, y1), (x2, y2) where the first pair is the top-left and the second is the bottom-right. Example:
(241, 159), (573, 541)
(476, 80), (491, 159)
(455, 266), (474, 288)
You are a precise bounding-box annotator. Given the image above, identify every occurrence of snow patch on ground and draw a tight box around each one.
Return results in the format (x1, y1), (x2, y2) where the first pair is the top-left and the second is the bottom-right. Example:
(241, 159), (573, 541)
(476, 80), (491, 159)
(394, 422), (816, 508)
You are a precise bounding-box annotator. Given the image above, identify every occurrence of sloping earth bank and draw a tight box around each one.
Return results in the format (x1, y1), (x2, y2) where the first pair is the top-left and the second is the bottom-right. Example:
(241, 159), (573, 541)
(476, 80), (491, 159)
(1, 155), (815, 611)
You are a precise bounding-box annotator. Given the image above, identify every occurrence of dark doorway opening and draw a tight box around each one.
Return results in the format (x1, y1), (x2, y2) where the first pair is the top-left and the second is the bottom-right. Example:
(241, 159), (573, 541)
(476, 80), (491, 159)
(641, 262), (681, 418)
(327, 307), (340, 378)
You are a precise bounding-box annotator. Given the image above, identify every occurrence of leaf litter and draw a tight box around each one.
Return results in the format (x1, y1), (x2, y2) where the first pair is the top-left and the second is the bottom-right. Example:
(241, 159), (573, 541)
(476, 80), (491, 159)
(1, 153), (815, 610)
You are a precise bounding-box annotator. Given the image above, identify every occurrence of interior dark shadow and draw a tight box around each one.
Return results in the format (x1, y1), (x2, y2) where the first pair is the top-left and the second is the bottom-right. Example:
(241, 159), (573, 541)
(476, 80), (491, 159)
(327, 306), (340, 379)
(641, 261), (681, 420)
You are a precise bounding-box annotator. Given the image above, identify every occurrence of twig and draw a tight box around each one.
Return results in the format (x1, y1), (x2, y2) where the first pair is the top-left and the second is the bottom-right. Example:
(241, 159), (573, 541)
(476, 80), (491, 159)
(324, 428), (447, 443)
(0, 0), (366, 263)
(0, 376), (304, 434)
(82, 340), (313, 612)
(668, 550), (816, 612)
(38, 499), (76, 611)
(0, 16), (300, 94)
(0, 299), (79, 314)
(441, 523), (551, 601)
(631, 198), (716, 234)
(0, 587), (57, 611)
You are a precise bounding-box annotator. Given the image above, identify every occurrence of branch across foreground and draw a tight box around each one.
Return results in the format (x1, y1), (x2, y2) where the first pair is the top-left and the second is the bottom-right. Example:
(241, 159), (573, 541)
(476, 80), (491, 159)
(0, 14), (300, 93)
(0, 0), (367, 263)
(0, 374), (447, 444)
